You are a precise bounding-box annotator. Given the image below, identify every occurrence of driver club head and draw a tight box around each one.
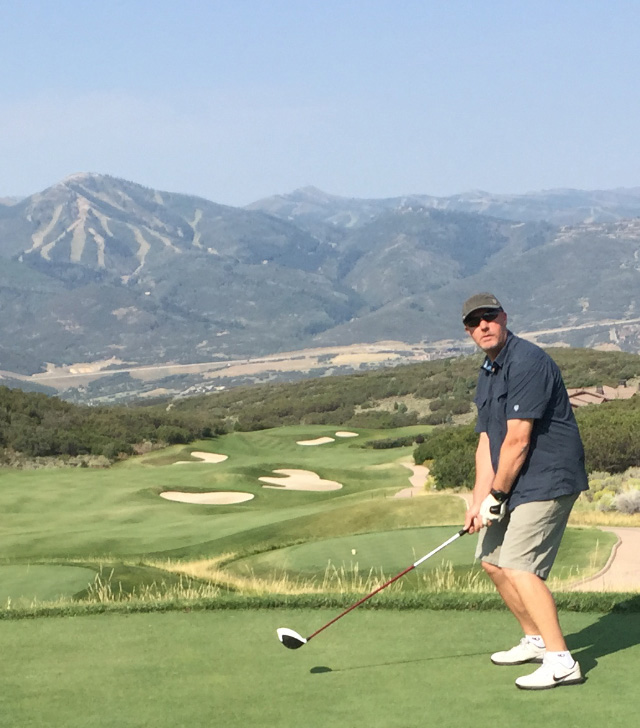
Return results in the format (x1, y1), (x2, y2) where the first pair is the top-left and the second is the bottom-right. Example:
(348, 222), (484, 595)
(277, 627), (307, 650)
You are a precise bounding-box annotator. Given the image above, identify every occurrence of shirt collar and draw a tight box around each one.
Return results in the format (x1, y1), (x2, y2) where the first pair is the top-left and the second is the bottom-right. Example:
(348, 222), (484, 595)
(480, 330), (513, 373)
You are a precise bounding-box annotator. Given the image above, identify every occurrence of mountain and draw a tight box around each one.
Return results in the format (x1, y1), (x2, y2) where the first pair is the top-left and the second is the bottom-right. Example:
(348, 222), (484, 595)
(0, 174), (362, 373)
(1, 174), (639, 402)
(247, 185), (640, 229)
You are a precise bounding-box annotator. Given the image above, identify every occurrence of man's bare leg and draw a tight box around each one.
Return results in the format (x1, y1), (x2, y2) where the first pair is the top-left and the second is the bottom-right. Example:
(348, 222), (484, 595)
(483, 560), (568, 651)
(502, 568), (567, 651)
(482, 561), (539, 635)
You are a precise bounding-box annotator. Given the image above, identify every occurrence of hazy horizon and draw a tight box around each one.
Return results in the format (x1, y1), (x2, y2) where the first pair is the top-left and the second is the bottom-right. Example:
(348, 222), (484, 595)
(2, 1), (639, 206)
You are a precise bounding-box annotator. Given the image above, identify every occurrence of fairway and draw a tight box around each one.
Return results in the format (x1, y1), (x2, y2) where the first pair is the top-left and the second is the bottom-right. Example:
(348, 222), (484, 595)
(0, 426), (617, 600)
(1, 608), (638, 728)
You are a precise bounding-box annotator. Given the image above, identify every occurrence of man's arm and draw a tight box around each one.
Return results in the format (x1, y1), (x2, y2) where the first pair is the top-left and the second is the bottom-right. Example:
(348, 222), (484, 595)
(491, 418), (534, 496)
(464, 432), (495, 534)
(465, 419), (533, 533)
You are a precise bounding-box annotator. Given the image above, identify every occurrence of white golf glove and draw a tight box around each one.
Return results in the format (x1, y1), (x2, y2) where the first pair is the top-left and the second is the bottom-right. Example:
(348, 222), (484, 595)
(479, 491), (508, 526)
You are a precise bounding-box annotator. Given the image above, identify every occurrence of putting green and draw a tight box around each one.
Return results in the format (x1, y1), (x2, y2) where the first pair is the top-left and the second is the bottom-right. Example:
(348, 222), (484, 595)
(230, 525), (616, 586)
(231, 526), (475, 578)
(0, 609), (638, 728)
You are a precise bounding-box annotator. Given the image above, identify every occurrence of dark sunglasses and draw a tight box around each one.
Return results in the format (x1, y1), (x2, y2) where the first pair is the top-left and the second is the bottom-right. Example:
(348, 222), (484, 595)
(464, 309), (502, 328)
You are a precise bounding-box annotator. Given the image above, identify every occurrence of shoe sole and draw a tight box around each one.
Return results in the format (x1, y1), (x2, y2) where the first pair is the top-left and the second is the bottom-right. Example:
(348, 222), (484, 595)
(516, 677), (586, 691)
(491, 657), (544, 666)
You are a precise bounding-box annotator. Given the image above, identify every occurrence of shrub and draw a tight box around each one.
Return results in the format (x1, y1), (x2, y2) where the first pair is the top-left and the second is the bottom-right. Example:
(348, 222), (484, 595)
(420, 412), (450, 426)
(414, 424), (477, 489)
(430, 449), (476, 490)
(614, 490), (640, 514)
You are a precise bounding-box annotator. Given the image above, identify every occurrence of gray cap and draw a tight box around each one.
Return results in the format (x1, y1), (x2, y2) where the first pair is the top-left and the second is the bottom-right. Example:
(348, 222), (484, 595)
(462, 292), (503, 322)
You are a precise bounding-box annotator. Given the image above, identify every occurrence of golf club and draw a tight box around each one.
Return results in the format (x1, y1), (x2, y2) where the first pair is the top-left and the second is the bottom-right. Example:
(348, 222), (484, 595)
(277, 526), (468, 649)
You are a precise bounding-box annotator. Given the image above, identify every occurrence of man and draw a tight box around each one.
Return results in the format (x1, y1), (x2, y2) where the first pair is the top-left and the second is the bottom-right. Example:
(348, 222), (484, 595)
(462, 292), (588, 690)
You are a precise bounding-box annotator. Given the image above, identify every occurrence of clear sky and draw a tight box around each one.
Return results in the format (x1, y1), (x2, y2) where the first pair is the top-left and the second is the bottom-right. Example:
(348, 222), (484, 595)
(1, 0), (639, 205)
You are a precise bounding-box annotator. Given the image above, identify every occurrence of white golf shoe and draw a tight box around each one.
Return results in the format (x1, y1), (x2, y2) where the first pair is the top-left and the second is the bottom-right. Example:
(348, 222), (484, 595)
(515, 658), (585, 690)
(491, 637), (546, 666)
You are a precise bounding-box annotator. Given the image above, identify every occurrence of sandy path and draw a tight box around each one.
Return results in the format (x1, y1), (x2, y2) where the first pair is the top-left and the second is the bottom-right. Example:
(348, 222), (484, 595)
(394, 463), (430, 498)
(567, 527), (640, 592)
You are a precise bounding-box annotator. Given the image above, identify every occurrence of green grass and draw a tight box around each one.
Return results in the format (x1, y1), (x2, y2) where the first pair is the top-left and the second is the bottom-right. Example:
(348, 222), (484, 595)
(0, 608), (638, 728)
(0, 427), (431, 562)
(0, 421), (636, 727)
(0, 565), (97, 605)
(0, 425), (624, 602)
(229, 525), (616, 589)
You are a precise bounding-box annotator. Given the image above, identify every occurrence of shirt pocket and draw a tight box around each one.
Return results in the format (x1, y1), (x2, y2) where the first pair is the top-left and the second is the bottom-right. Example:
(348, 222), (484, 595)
(491, 377), (509, 418)
(474, 392), (488, 431)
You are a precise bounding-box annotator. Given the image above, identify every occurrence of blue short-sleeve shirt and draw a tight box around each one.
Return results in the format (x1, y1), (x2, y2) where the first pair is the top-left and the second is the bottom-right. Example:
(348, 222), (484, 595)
(474, 332), (588, 509)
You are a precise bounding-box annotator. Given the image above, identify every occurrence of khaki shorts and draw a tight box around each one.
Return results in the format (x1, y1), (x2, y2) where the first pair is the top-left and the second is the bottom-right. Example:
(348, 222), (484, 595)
(475, 494), (579, 580)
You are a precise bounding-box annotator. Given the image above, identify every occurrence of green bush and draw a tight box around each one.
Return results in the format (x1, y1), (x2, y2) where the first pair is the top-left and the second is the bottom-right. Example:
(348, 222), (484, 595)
(414, 424), (477, 489)
(430, 449), (476, 490)
(576, 397), (640, 473)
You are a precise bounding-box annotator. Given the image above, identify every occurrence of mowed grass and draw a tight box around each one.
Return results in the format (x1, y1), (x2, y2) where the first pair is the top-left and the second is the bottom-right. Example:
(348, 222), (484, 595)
(0, 425), (618, 601)
(0, 565), (97, 605)
(229, 525), (617, 590)
(0, 608), (639, 728)
(0, 427), (416, 560)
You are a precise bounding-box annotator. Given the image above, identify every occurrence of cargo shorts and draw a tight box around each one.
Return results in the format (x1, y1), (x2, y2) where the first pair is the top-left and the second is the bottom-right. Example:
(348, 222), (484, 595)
(475, 493), (579, 580)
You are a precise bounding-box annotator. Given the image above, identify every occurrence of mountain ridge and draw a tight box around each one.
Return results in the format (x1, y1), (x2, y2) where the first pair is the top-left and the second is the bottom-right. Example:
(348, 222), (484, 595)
(1, 173), (639, 401)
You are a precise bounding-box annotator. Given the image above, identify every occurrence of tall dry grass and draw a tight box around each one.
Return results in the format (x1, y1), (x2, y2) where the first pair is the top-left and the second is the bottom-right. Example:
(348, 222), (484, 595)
(84, 566), (221, 603)
(144, 556), (496, 597)
(569, 511), (640, 527)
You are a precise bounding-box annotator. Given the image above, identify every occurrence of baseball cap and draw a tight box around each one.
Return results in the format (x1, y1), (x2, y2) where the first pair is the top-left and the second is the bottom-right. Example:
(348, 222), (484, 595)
(462, 292), (503, 323)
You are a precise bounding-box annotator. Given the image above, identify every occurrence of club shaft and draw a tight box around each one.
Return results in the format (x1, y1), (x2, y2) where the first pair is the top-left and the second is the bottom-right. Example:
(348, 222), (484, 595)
(412, 528), (467, 568)
(306, 527), (468, 642)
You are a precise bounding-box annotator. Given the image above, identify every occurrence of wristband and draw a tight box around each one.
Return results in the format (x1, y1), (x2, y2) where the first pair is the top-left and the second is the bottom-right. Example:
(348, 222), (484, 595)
(490, 489), (509, 504)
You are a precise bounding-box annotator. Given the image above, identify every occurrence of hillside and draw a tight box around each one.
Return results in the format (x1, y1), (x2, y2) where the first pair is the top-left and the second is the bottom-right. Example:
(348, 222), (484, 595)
(1, 174), (640, 402)
(3, 348), (639, 474)
(169, 346), (640, 428)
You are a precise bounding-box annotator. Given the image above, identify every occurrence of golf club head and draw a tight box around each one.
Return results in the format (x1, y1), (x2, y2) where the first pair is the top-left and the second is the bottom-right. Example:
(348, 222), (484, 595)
(277, 627), (307, 649)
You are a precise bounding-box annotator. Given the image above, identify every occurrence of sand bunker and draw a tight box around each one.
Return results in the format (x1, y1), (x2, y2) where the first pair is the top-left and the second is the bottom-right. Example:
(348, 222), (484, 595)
(259, 469), (343, 491)
(296, 437), (335, 446)
(296, 432), (359, 445)
(160, 491), (254, 504)
(172, 451), (228, 464)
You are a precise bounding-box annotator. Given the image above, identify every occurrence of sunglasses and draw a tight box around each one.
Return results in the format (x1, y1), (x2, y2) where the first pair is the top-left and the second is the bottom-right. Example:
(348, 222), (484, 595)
(464, 310), (502, 328)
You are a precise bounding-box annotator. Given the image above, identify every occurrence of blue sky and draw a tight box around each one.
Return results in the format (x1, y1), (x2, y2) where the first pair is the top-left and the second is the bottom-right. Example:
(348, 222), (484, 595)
(1, 0), (639, 205)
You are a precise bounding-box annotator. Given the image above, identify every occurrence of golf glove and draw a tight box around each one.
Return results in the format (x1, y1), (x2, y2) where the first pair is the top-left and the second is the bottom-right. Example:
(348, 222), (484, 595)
(479, 491), (508, 526)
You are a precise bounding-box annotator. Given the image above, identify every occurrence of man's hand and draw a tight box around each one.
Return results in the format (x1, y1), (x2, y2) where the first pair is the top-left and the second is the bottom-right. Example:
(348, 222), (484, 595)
(479, 492), (508, 527)
(464, 505), (484, 534)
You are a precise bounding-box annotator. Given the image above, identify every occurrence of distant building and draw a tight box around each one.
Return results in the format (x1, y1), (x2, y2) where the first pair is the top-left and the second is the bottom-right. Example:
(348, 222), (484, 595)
(567, 383), (638, 408)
